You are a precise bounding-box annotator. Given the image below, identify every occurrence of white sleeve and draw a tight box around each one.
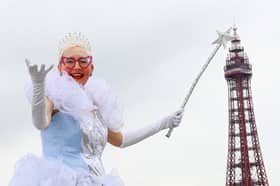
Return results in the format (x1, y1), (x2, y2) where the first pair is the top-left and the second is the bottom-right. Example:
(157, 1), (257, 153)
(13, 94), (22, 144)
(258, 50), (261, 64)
(31, 82), (48, 130)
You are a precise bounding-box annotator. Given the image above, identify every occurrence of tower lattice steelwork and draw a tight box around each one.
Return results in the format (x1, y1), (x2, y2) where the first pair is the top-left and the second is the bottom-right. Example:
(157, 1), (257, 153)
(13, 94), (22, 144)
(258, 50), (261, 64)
(224, 27), (269, 186)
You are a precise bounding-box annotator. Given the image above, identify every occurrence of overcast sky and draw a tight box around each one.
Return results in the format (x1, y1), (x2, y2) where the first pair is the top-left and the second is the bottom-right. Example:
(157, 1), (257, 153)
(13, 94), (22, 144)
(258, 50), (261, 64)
(0, 0), (279, 185)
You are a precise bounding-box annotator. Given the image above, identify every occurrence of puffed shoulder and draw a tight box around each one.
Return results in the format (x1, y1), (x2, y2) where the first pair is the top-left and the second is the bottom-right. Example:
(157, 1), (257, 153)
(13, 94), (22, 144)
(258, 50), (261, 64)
(85, 78), (124, 132)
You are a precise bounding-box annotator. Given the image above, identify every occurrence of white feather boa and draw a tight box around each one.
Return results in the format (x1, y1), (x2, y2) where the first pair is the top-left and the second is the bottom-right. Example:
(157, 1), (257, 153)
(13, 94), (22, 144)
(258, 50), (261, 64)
(24, 69), (124, 132)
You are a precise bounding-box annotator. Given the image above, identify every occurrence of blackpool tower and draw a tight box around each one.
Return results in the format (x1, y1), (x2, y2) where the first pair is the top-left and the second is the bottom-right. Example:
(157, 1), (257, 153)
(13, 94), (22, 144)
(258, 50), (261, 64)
(224, 27), (269, 186)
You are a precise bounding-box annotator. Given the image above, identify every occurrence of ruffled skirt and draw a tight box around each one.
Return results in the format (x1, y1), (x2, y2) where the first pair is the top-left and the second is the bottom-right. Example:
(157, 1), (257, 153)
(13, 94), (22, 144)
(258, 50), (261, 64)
(9, 154), (124, 186)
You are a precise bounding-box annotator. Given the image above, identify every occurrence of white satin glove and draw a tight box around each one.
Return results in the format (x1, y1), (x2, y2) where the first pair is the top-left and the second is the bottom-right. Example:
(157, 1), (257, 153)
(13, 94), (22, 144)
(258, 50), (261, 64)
(120, 109), (184, 148)
(25, 59), (53, 129)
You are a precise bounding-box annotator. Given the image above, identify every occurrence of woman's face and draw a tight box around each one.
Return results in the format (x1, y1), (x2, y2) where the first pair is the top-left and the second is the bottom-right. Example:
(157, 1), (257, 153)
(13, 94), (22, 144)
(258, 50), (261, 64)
(58, 46), (94, 85)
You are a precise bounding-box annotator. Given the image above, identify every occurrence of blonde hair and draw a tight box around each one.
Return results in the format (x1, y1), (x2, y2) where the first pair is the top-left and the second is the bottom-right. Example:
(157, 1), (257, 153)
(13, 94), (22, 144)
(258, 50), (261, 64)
(58, 32), (92, 59)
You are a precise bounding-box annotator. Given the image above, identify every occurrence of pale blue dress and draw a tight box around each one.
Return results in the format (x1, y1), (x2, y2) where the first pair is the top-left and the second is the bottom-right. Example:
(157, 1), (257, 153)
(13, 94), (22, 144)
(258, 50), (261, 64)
(9, 70), (124, 186)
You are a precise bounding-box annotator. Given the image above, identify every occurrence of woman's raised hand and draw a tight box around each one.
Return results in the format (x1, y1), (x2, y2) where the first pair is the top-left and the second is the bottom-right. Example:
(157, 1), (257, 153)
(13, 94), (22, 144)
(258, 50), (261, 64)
(25, 58), (53, 83)
(25, 58), (54, 130)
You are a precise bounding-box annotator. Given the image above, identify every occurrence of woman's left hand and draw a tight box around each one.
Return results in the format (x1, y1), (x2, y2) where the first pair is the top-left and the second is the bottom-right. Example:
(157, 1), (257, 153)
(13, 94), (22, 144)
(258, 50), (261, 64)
(160, 109), (184, 130)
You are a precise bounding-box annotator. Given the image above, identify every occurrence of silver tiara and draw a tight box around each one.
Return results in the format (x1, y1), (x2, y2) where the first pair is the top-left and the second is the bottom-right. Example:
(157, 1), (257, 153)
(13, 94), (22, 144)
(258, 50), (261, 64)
(58, 32), (92, 58)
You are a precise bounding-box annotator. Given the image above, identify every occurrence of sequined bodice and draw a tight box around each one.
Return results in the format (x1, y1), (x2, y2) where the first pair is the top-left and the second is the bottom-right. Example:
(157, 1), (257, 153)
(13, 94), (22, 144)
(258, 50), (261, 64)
(41, 112), (108, 176)
(80, 111), (108, 176)
(80, 111), (107, 157)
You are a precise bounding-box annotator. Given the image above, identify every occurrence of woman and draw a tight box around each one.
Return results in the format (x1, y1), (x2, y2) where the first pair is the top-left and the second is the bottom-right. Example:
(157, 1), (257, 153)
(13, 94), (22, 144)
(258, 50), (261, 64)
(9, 32), (184, 186)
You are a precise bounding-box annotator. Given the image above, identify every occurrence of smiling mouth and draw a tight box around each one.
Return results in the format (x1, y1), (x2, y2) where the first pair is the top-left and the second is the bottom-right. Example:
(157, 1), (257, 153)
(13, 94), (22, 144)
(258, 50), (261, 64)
(70, 73), (84, 80)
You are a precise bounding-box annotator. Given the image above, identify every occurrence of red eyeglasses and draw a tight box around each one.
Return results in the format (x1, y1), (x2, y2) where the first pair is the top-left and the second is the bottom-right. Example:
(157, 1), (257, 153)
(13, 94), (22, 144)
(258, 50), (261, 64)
(60, 56), (93, 69)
